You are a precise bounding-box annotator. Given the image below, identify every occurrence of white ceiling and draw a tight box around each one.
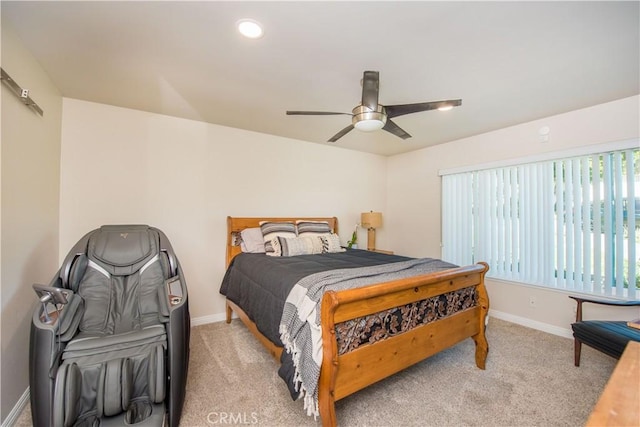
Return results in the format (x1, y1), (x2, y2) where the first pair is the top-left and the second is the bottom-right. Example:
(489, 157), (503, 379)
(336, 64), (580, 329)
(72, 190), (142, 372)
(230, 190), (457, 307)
(2, 1), (638, 156)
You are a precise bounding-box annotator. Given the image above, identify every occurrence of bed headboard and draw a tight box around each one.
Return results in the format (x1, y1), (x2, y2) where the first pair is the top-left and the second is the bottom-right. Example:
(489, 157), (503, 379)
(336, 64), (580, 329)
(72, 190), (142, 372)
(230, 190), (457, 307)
(226, 216), (339, 267)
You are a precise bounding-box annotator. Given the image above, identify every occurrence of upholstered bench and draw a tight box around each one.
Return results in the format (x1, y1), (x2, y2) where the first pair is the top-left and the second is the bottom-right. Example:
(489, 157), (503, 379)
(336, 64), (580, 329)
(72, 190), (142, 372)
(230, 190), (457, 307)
(570, 296), (640, 366)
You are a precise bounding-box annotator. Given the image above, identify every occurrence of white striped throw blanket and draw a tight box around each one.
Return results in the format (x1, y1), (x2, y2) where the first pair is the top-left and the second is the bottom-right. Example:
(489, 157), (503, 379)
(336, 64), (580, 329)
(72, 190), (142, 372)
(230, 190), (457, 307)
(279, 257), (456, 418)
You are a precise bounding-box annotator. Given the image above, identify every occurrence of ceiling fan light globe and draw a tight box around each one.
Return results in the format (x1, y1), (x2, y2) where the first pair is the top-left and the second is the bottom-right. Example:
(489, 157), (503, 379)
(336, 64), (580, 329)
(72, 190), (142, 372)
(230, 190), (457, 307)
(354, 119), (385, 132)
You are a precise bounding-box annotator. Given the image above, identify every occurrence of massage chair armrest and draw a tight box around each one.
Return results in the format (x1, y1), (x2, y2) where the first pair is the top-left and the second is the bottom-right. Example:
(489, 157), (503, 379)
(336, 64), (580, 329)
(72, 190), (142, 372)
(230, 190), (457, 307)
(569, 295), (640, 322)
(32, 284), (84, 340)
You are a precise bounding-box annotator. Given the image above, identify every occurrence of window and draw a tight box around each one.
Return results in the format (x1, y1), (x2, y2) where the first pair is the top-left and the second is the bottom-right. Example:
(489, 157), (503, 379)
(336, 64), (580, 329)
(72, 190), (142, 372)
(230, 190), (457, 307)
(441, 142), (639, 299)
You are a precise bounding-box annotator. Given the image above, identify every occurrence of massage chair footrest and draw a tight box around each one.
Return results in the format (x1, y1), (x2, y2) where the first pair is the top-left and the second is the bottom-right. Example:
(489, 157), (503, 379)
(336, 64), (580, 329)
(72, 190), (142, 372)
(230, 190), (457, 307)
(98, 402), (166, 427)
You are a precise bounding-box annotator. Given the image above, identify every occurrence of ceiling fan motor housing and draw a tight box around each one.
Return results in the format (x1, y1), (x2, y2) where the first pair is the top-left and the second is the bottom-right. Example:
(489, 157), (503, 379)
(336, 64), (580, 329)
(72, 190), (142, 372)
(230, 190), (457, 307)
(352, 105), (387, 131)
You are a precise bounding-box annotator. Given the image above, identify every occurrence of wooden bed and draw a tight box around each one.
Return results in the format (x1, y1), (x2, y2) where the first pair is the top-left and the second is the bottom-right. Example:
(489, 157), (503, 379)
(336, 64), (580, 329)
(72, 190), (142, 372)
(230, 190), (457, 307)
(224, 216), (490, 426)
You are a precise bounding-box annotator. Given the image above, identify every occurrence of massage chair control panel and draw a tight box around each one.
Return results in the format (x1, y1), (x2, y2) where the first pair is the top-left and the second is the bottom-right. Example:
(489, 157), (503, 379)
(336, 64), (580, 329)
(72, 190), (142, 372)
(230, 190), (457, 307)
(167, 277), (183, 306)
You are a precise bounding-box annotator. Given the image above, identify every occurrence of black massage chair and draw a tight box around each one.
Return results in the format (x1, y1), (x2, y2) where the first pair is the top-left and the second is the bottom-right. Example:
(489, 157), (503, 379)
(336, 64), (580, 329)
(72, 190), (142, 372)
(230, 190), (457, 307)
(29, 225), (190, 426)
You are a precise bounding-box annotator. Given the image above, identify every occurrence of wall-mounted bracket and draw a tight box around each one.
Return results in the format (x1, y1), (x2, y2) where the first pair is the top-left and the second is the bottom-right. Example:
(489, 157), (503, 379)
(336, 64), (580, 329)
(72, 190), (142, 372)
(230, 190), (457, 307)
(1, 67), (44, 116)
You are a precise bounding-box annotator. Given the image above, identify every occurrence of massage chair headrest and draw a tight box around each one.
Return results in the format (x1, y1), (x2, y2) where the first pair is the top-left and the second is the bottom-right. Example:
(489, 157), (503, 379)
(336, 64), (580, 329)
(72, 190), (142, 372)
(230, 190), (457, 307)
(88, 225), (159, 276)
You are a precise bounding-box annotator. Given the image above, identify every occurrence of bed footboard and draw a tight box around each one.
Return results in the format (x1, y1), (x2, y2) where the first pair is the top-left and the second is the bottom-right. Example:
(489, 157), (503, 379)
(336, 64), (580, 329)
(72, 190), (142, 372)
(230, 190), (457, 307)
(318, 262), (490, 426)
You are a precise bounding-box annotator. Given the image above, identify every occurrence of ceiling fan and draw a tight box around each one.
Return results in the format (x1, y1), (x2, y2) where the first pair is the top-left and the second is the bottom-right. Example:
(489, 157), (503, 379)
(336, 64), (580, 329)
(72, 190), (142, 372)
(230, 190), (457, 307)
(286, 71), (461, 143)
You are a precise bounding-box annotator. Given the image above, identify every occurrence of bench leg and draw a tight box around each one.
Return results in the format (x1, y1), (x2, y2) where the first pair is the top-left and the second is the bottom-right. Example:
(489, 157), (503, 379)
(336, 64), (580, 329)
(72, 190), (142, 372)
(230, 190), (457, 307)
(574, 338), (582, 367)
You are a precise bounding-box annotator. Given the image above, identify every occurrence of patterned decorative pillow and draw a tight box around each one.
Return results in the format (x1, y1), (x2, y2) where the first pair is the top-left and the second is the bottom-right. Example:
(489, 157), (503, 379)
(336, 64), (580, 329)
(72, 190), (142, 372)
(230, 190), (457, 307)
(269, 236), (283, 257)
(296, 220), (332, 237)
(321, 233), (346, 253)
(260, 221), (296, 256)
(277, 235), (324, 257)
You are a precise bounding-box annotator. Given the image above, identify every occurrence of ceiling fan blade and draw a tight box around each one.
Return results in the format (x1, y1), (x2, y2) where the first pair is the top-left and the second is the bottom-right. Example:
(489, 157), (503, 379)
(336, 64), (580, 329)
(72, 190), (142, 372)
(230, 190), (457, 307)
(361, 71), (380, 111)
(382, 119), (412, 140)
(286, 111), (352, 116)
(385, 99), (462, 118)
(328, 124), (354, 142)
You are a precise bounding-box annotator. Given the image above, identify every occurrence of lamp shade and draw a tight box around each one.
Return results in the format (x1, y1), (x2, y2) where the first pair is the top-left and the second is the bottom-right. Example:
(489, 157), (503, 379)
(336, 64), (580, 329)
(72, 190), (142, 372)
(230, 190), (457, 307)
(361, 211), (382, 229)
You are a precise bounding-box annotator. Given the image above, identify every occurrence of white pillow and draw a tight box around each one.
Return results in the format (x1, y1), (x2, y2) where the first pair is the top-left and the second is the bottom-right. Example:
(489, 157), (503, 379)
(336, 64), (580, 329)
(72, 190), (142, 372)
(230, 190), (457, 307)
(240, 228), (265, 253)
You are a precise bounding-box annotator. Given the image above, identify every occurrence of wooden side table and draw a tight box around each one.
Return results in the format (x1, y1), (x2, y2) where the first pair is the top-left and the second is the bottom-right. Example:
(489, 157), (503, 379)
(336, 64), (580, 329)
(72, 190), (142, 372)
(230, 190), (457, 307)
(586, 340), (640, 426)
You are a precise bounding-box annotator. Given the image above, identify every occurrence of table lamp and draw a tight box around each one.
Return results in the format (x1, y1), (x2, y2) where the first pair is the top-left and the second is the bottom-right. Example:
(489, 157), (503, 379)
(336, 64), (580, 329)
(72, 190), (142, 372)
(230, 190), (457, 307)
(361, 211), (383, 251)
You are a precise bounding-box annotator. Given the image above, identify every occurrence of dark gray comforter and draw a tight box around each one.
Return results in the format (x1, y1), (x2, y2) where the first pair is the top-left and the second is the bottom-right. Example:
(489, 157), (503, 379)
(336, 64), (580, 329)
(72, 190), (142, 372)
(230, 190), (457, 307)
(220, 249), (412, 345)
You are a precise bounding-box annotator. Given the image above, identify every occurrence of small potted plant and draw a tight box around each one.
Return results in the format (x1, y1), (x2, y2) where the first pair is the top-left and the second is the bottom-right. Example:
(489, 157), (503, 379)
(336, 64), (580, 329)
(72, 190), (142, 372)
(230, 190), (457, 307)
(347, 224), (358, 249)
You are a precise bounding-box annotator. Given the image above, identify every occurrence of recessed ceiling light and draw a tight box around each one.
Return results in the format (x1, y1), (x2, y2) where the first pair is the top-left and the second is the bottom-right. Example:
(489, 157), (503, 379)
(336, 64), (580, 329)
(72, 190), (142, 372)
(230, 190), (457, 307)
(437, 105), (454, 111)
(237, 19), (264, 39)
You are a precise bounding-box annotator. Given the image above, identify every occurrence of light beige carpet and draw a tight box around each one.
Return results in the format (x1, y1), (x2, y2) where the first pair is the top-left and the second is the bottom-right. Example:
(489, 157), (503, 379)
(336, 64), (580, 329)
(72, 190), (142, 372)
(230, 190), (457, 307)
(15, 318), (615, 426)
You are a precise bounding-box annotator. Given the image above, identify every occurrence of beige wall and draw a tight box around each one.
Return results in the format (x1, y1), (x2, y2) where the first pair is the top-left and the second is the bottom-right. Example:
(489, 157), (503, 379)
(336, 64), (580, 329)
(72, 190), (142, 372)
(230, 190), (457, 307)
(59, 99), (388, 322)
(59, 95), (640, 333)
(0, 20), (62, 423)
(387, 95), (640, 336)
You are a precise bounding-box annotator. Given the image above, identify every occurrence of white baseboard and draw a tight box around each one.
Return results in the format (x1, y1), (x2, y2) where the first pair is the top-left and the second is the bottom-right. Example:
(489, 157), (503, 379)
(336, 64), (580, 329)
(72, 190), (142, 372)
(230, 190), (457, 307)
(489, 309), (573, 339)
(2, 387), (29, 427)
(191, 312), (236, 327)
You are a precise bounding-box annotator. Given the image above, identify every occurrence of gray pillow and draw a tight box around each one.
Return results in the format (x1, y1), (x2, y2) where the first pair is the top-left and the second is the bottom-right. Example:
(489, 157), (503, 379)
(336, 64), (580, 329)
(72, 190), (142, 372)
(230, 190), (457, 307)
(296, 220), (332, 237)
(260, 221), (296, 256)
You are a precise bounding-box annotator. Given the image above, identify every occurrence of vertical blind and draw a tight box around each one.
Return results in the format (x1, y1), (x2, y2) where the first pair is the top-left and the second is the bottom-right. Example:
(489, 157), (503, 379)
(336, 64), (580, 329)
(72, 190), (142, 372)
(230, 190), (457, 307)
(442, 148), (638, 299)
